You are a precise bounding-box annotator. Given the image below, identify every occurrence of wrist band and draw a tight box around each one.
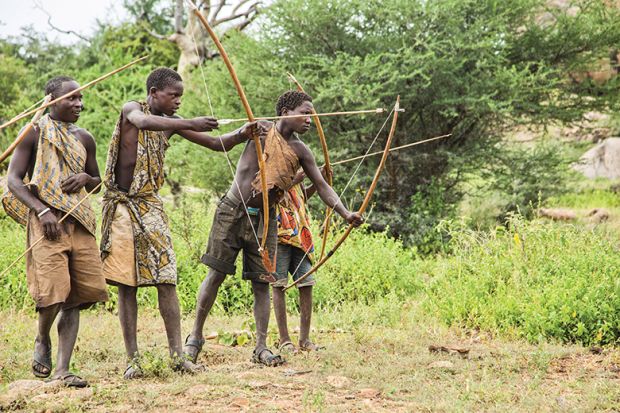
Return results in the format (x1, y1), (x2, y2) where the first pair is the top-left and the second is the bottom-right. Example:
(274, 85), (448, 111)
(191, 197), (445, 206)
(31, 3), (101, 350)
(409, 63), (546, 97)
(37, 208), (51, 218)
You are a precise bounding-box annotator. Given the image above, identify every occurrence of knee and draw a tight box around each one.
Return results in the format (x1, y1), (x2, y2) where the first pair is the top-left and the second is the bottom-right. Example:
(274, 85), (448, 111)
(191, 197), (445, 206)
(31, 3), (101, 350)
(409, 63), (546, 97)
(119, 286), (138, 299)
(251, 281), (270, 296)
(156, 284), (177, 299)
(205, 270), (226, 288)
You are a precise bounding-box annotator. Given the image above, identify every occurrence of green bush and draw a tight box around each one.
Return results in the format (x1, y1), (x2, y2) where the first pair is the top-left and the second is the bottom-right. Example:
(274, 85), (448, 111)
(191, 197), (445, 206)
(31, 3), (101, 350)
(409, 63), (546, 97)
(0, 194), (419, 315)
(424, 215), (620, 345)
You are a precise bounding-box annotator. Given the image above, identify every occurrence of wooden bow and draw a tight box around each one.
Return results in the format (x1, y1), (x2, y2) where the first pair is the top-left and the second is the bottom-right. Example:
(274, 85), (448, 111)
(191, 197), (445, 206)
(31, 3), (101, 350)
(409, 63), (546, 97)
(284, 96), (401, 291)
(286, 72), (334, 260)
(185, 0), (273, 270)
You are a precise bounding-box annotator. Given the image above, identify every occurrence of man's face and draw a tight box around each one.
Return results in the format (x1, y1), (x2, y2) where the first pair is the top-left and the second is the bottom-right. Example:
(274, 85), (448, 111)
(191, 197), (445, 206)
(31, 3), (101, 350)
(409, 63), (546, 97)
(282, 100), (314, 134)
(50, 81), (83, 123)
(150, 81), (184, 116)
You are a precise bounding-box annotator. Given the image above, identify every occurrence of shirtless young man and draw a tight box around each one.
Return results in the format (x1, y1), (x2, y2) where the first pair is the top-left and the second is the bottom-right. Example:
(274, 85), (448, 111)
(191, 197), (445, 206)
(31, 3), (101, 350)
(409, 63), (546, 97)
(184, 90), (364, 366)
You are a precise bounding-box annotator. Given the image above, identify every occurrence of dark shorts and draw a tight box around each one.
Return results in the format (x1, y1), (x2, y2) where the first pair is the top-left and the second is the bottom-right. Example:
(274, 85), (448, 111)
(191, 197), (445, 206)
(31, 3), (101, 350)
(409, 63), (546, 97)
(272, 243), (315, 288)
(201, 191), (277, 283)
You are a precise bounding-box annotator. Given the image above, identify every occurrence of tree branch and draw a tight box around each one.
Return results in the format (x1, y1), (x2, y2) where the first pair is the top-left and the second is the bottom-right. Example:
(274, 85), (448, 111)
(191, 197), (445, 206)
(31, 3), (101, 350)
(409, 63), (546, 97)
(33, 0), (90, 42)
(175, 0), (184, 33)
(212, 2), (258, 27)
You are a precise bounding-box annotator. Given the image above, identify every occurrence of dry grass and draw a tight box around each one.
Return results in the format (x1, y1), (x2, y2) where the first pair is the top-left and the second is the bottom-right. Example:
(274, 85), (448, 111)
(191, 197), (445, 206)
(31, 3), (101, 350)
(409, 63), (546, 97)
(1, 302), (620, 412)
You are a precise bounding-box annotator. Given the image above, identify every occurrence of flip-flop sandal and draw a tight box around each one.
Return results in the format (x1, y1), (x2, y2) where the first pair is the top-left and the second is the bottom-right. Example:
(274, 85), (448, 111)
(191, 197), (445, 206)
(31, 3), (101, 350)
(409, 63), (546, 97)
(172, 358), (205, 374)
(299, 340), (324, 352)
(183, 335), (205, 364)
(251, 348), (285, 367)
(278, 341), (298, 354)
(48, 373), (89, 388)
(123, 364), (144, 380)
(32, 338), (52, 378)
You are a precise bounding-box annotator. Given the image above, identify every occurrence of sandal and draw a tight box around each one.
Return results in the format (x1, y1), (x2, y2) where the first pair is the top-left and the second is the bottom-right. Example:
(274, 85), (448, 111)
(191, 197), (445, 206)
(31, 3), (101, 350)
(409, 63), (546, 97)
(48, 373), (89, 388)
(172, 358), (204, 374)
(278, 341), (298, 354)
(251, 348), (285, 367)
(32, 338), (52, 378)
(183, 334), (205, 364)
(299, 340), (324, 352)
(123, 363), (144, 380)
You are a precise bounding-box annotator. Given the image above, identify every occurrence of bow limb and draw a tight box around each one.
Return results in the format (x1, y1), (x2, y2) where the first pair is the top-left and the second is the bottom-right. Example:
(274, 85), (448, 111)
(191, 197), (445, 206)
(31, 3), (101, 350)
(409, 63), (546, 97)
(0, 95), (52, 165)
(186, 0), (271, 261)
(284, 96), (401, 292)
(286, 72), (333, 260)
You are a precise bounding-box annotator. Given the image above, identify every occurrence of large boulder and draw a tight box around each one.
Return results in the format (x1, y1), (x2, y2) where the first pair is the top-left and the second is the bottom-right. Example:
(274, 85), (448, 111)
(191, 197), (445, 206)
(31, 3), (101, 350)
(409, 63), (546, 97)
(574, 137), (620, 179)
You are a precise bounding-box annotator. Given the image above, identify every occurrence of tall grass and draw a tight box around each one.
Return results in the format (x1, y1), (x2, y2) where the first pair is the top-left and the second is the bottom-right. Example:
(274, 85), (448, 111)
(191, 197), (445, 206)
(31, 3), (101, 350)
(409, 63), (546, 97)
(424, 216), (620, 345)
(4, 193), (620, 346)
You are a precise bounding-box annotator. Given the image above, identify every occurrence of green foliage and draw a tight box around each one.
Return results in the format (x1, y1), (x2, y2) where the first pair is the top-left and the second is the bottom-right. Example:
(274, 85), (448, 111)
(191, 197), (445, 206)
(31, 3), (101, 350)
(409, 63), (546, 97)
(548, 188), (620, 209)
(425, 215), (620, 346)
(249, 0), (620, 244)
(405, 179), (456, 254)
(313, 225), (421, 308)
(480, 140), (576, 219)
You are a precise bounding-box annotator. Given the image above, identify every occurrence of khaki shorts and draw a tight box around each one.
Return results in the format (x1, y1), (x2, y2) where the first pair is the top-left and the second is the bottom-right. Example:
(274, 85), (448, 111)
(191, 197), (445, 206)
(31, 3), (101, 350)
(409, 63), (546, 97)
(201, 191), (277, 283)
(26, 210), (108, 310)
(102, 204), (137, 287)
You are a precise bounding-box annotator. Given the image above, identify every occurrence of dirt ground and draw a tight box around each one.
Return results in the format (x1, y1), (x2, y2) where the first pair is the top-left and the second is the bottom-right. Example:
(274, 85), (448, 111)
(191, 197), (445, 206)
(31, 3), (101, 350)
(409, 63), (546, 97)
(1, 305), (620, 412)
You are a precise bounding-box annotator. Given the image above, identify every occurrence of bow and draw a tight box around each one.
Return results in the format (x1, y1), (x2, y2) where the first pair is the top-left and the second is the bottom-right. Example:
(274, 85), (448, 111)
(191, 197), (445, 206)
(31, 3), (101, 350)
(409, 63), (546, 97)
(284, 96), (401, 291)
(185, 0), (274, 271)
(286, 72), (333, 261)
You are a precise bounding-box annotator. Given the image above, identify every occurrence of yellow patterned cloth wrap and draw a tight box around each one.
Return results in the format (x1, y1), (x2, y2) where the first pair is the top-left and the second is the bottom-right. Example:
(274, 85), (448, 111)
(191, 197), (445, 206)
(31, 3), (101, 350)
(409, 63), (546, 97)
(100, 102), (177, 286)
(1, 114), (96, 235)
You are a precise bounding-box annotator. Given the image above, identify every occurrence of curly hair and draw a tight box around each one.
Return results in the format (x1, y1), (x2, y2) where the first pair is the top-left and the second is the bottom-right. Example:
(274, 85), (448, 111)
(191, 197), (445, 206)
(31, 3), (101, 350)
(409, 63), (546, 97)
(146, 67), (183, 94)
(275, 90), (313, 116)
(45, 76), (75, 97)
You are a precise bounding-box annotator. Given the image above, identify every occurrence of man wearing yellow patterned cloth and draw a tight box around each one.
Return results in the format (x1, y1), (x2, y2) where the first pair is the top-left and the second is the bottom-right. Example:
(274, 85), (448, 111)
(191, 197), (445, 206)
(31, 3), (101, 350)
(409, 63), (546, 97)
(4, 76), (108, 388)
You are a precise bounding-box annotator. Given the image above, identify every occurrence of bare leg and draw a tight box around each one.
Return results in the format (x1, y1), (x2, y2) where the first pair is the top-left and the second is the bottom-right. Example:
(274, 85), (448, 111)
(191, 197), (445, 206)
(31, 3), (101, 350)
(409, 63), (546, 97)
(272, 286), (292, 345)
(156, 284), (198, 372)
(33, 303), (61, 377)
(117, 285), (139, 359)
(252, 281), (285, 366)
(298, 286), (313, 346)
(187, 269), (226, 342)
(54, 308), (79, 376)
(252, 281), (271, 352)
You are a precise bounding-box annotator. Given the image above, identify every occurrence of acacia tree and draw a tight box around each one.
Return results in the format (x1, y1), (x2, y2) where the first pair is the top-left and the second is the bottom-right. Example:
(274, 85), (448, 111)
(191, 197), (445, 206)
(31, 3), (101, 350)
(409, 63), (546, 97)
(188, 0), (620, 249)
(124, 0), (259, 76)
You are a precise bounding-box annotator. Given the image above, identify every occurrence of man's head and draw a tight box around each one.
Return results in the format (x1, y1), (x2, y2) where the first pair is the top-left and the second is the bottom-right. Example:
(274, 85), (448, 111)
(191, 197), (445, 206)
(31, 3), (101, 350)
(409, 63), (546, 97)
(45, 76), (83, 123)
(276, 90), (314, 134)
(146, 67), (184, 116)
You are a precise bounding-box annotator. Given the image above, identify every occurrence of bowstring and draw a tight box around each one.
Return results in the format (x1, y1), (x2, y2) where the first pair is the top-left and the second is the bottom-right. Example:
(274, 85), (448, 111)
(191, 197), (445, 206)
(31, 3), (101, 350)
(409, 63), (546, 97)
(288, 106), (396, 280)
(188, 13), (262, 248)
